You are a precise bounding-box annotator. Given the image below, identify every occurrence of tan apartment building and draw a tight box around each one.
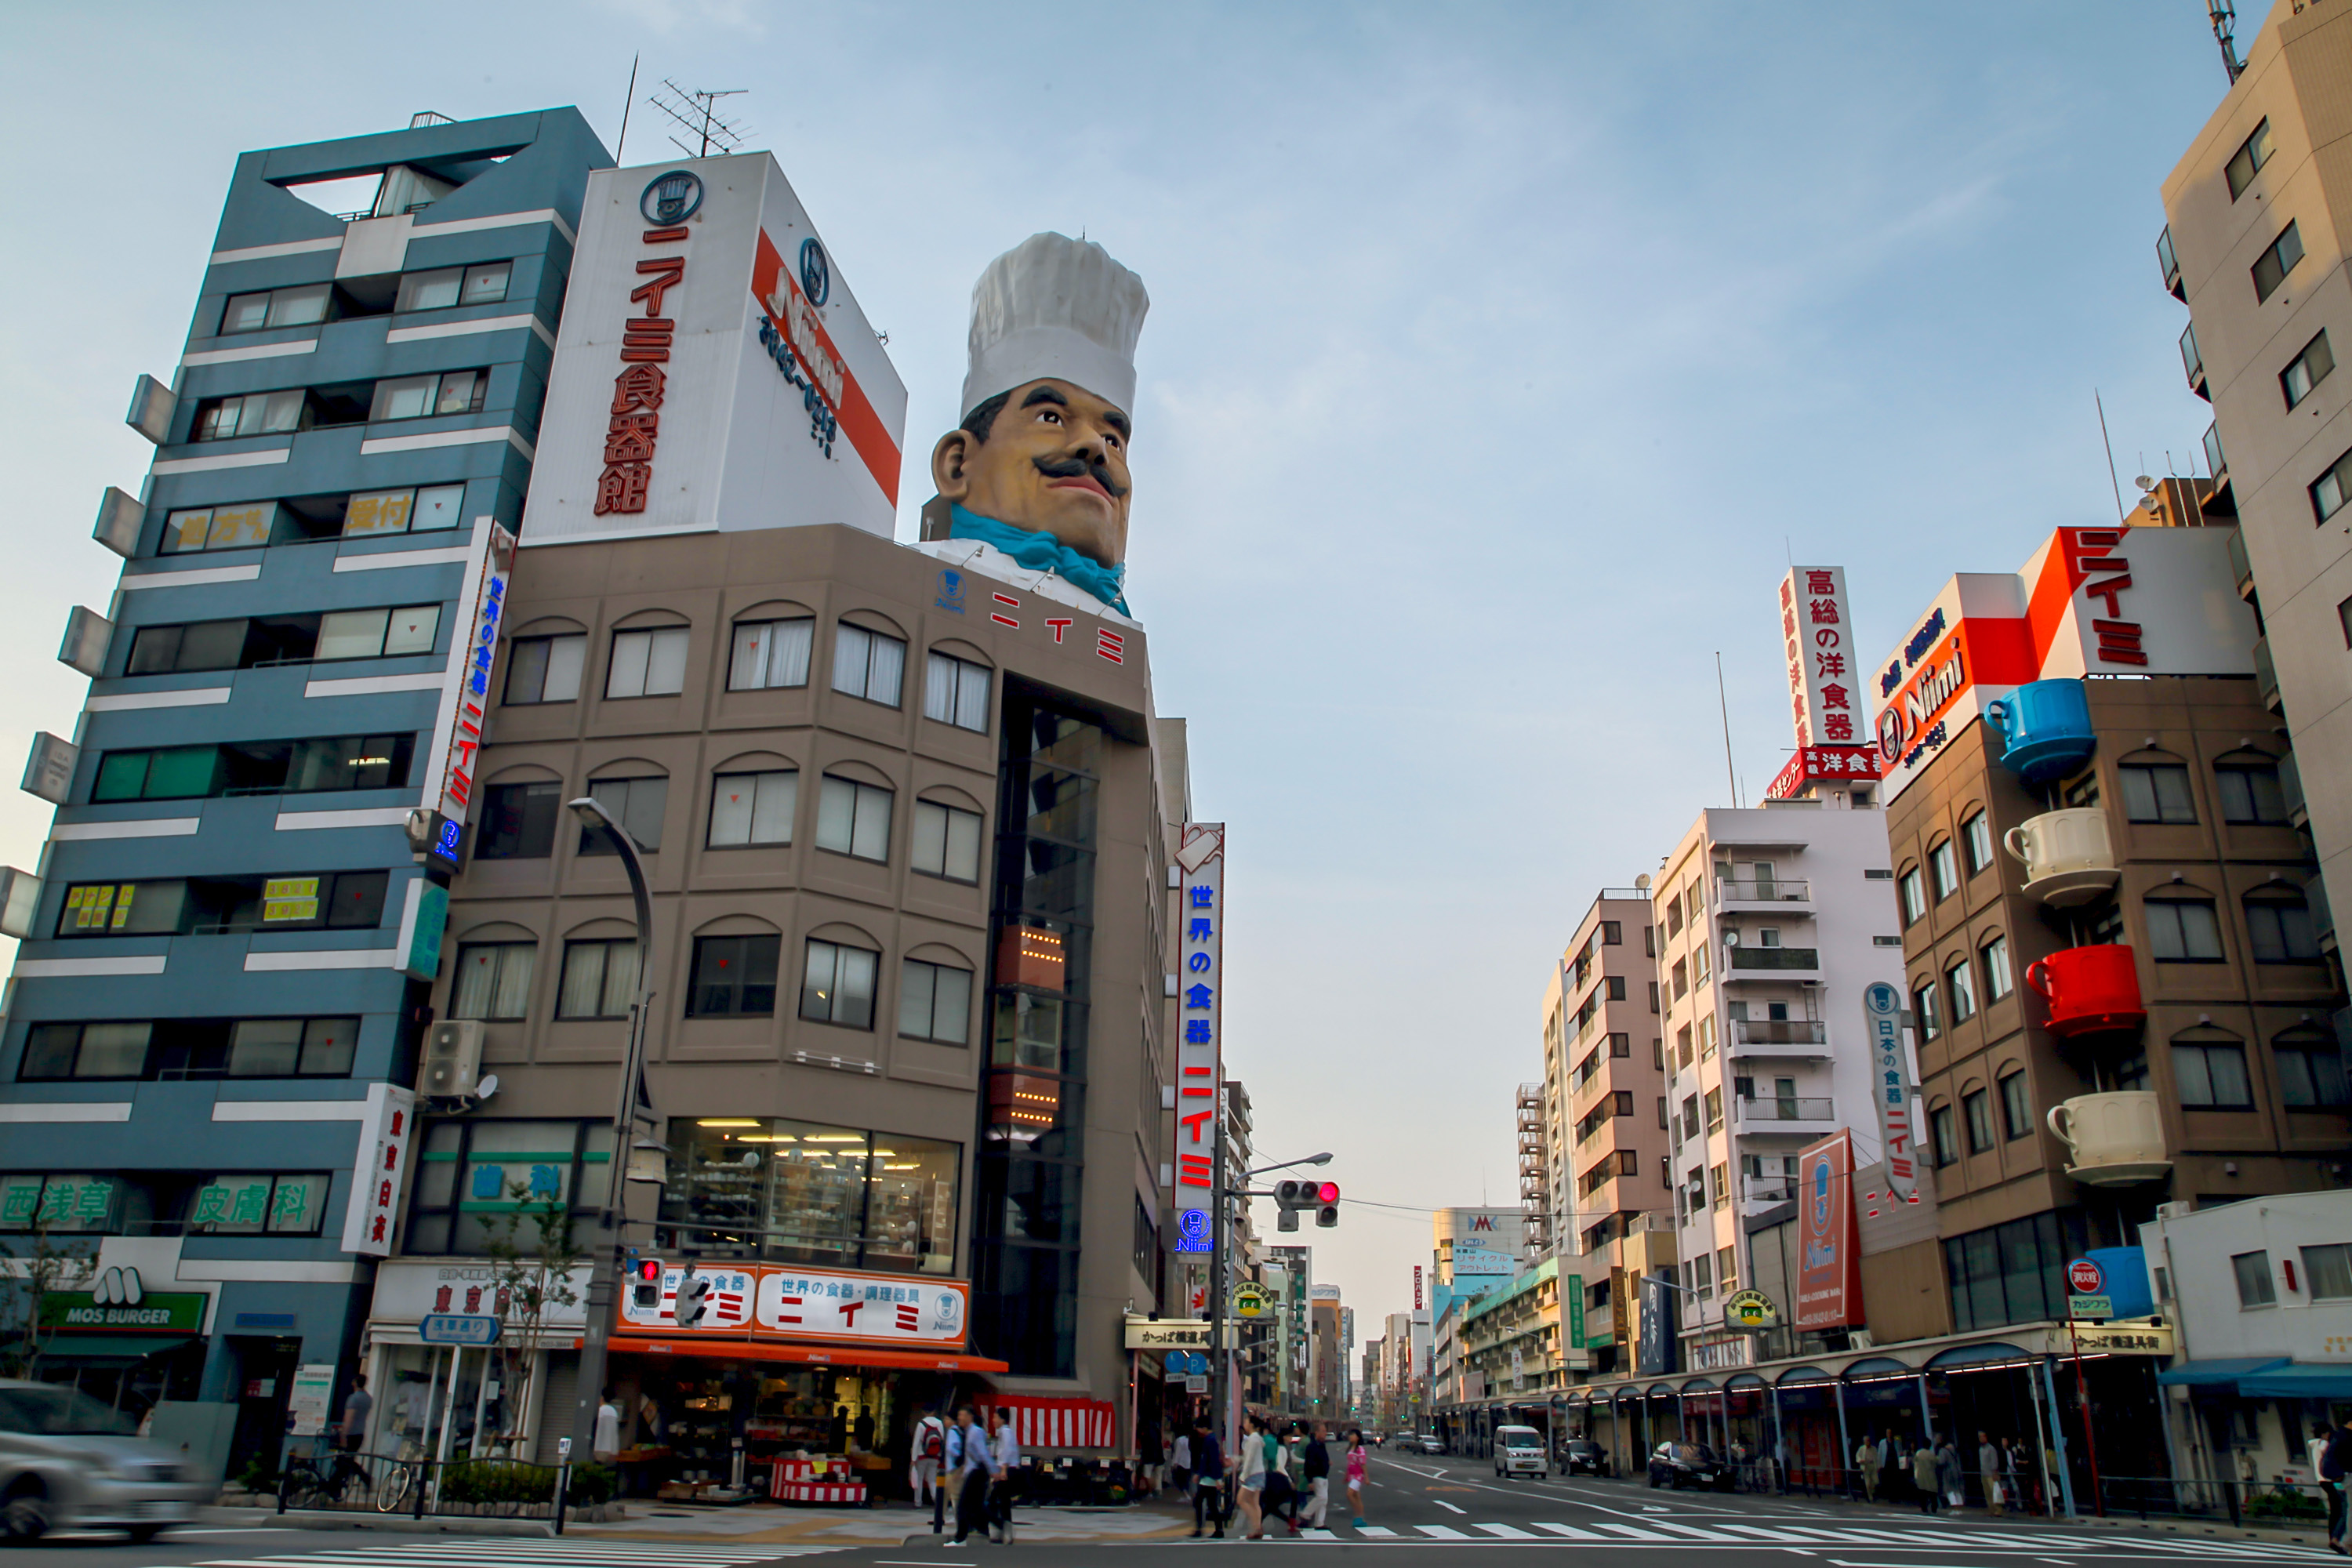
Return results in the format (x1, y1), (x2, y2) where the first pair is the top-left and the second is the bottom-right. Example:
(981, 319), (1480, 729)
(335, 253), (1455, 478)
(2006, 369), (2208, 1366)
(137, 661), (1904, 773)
(2161, 0), (2352, 924)
(1537, 889), (1666, 1380)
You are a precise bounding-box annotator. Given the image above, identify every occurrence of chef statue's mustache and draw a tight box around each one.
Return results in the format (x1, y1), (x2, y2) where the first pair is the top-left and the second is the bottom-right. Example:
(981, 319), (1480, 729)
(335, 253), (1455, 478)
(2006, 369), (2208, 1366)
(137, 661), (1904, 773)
(1032, 452), (1131, 499)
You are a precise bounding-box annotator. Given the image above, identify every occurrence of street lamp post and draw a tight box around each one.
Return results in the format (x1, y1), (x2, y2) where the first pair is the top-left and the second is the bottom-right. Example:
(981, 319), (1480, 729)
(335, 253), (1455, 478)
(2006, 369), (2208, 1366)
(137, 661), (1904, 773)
(567, 797), (659, 1465)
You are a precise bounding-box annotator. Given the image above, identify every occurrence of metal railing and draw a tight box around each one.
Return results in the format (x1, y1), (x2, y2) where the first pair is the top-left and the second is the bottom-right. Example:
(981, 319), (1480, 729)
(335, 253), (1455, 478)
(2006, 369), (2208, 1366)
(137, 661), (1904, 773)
(1740, 1178), (1798, 1204)
(1737, 1096), (1834, 1123)
(1732, 1018), (1826, 1046)
(1718, 879), (1809, 902)
(277, 1443), (610, 1528)
(2255, 637), (2281, 711)
(1728, 947), (1819, 971)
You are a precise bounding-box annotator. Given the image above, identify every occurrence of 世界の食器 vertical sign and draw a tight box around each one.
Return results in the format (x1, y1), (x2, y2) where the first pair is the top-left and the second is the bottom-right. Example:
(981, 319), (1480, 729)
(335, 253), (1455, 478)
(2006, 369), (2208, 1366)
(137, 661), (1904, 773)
(1863, 982), (1918, 1203)
(1173, 825), (1225, 1200)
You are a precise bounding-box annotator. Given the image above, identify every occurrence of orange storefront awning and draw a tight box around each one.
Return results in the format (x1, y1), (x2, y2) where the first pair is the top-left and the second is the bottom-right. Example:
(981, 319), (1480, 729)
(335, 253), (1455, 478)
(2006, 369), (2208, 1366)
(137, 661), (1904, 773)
(610, 1335), (1007, 1374)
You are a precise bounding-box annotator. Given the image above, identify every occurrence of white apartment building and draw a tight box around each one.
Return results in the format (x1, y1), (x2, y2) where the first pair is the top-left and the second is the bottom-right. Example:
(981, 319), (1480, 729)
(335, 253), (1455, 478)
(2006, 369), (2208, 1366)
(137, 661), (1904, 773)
(1651, 795), (1907, 1366)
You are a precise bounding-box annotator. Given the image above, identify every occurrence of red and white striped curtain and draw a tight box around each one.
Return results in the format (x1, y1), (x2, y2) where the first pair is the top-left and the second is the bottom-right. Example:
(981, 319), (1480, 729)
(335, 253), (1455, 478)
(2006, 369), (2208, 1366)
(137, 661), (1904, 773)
(979, 1395), (1117, 1450)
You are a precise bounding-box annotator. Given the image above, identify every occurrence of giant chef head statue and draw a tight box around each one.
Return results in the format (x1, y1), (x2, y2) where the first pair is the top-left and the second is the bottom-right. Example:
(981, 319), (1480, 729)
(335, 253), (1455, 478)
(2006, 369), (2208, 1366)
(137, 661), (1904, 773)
(928, 234), (1149, 615)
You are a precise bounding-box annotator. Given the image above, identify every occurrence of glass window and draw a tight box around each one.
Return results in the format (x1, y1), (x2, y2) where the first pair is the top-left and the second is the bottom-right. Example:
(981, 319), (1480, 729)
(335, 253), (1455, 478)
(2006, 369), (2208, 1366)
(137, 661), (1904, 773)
(1998, 1071), (2030, 1139)
(219, 284), (331, 334)
(557, 938), (641, 1020)
(452, 943), (535, 1021)
(56, 880), (187, 938)
(2275, 1034), (2350, 1107)
(2147, 898), (2224, 960)
(707, 771), (796, 848)
(815, 775), (893, 862)
(832, 622), (906, 707)
(2227, 118), (2275, 198)
(1961, 811), (1992, 874)
(459, 263), (512, 305)
(504, 634), (586, 704)
(1929, 1104), (1957, 1167)
(396, 268), (466, 311)
(370, 376), (433, 422)
(2314, 446), (2352, 524)
(0, 1174), (122, 1234)
(923, 652), (993, 732)
(661, 1118), (959, 1274)
(580, 776), (666, 854)
(20, 1022), (152, 1081)
(159, 501), (279, 554)
(342, 488), (416, 537)
(195, 390), (306, 441)
(605, 627), (689, 699)
(2233, 1249), (2277, 1307)
(688, 934), (781, 1017)
(1985, 940), (2023, 1001)
(2283, 330), (2334, 409)
(1947, 956), (1977, 1023)
(1962, 1089), (1994, 1152)
(2254, 220), (2304, 303)
(2217, 761), (2290, 824)
(799, 938), (877, 1029)
(899, 958), (974, 1045)
(475, 781), (560, 859)
(727, 618), (814, 691)
(2120, 764), (2197, 823)
(1929, 840), (1958, 901)
(2175, 1039), (2254, 1109)
(1898, 867), (1925, 924)
(2245, 895), (2320, 962)
(911, 800), (983, 884)
(2304, 1243), (2352, 1301)
(1913, 981), (1941, 1041)
(407, 1118), (613, 1258)
(315, 608), (391, 662)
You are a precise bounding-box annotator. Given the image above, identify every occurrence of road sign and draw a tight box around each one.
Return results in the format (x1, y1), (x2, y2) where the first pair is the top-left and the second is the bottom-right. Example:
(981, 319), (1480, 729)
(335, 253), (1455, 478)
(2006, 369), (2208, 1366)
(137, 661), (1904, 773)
(2067, 1257), (2105, 1295)
(1233, 1283), (1272, 1319)
(2068, 1295), (2113, 1320)
(419, 1313), (501, 1346)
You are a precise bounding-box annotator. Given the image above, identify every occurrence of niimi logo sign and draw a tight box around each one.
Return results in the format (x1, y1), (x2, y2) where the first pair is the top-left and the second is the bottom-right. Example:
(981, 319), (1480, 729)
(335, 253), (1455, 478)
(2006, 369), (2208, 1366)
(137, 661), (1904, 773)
(1876, 642), (1966, 764)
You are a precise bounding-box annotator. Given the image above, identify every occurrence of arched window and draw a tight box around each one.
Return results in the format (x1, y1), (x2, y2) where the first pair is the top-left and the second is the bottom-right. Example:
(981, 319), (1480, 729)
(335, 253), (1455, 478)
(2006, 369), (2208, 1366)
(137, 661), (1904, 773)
(2274, 1025), (2350, 1107)
(2118, 750), (2197, 824)
(728, 603), (815, 691)
(2172, 1026), (2253, 1109)
(2244, 887), (2321, 963)
(2145, 891), (2223, 961)
(583, 763), (668, 854)
(604, 612), (691, 700)
(2215, 749), (2289, 825)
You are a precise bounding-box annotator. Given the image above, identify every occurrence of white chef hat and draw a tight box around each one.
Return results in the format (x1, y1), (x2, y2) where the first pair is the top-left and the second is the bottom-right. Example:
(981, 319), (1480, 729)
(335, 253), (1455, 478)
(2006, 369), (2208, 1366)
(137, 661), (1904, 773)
(961, 232), (1149, 420)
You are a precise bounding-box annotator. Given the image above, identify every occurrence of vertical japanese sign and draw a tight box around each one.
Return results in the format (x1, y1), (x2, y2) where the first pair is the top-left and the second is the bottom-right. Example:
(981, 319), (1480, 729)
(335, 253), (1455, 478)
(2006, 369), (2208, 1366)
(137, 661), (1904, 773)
(429, 523), (517, 826)
(1863, 982), (1918, 1202)
(596, 193), (690, 516)
(1778, 566), (1857, 750)
(1413, 1265), (1423, 1312)
(1793, 1131), (1864, 1329)
(343, 1082), (417, 1258)
(1173, 824), (1225, 1201)
(1567, 1276), (1586, 1349)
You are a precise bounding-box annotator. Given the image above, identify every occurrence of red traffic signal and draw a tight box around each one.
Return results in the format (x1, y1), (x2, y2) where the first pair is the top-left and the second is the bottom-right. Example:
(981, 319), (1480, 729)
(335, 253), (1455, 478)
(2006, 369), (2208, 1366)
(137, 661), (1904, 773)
(1316, 1182), (1340, 1203)
(638, 1258), (662, 1282)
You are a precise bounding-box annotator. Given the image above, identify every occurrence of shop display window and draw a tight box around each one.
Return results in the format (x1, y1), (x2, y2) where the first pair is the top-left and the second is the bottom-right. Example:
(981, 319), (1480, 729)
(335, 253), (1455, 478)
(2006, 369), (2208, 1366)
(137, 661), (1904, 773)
(660, 1118), (958, 1275)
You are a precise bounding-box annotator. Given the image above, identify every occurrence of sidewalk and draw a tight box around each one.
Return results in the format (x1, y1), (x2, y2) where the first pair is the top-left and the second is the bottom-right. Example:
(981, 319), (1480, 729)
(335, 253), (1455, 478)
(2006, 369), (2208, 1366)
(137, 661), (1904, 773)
(198, 1497), (1199, 1547)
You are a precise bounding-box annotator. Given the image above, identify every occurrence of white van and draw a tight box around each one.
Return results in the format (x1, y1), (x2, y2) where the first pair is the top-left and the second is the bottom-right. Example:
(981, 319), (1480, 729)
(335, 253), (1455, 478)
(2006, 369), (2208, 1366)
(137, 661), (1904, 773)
(1494, 1424), (1546, 1479)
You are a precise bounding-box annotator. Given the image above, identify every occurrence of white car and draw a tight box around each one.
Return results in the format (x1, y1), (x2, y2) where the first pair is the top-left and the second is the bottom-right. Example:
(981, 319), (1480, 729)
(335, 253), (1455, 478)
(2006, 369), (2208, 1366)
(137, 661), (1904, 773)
(1493, 1425), (1546, 1479)
(0, 1382), (201, 1541)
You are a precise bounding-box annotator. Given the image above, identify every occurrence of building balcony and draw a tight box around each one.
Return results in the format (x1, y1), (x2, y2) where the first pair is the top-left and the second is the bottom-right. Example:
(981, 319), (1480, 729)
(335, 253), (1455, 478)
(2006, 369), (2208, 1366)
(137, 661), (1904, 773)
(1726, 946), (1820, 981)
(2180, 321), (2208, 400)
(2024, 943), (2145, 1039)
(1727, 1017), (1831, 1060)
(2002, 808), (2120, 908)
(1717, 877), (1810, 909)
(2228, 527), (2256, 601)
(1739, 1176), (1798, 1210)
(2046, 1091), (2171, 1186)
(2255, 636), (2281, 713)
(2281, 750), (2308, 829)
(2158, 225), (2183, 300)
(1733, 1095), (1836, 1136)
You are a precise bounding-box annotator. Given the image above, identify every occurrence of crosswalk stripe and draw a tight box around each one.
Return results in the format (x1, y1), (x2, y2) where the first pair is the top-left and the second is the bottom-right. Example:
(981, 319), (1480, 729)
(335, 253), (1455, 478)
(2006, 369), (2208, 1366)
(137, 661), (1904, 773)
(1636, 1519), (1750, 1541)
(1589, 1521), (1680, 1540)
(1356, 1525), (1398, 1537)
(1531, 1522), (1608, 1539)
(1712, 1523), (1806, 1539)
(1300, 1528), (1339, 1540)
(1413, 1524), (1470, 1539)
(1471, 1523), (1537, 1537)
(194, 1555), (804, 1567)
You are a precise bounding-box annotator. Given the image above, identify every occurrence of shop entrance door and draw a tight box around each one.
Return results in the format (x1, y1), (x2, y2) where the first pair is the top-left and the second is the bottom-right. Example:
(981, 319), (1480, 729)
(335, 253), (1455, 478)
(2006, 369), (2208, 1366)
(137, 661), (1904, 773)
(225, 1336), (303, 1482)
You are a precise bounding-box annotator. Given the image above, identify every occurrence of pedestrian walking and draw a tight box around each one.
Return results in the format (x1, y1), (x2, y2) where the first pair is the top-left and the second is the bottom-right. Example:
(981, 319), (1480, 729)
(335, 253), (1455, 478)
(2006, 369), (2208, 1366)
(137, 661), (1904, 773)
(1190, 1419), (1225, 1539)
(1976, 1431), (2005, 1516)
(2319, 1419), (2348, 1555)
(1913, 1442), (1940, 1513)
(946, 1406), (994, 1546)
(1936, 1437), (1963, 1512)
(1301, 1423), (1331, 1528)
(988, 1408), (1021, 1544)
(339, 1371), (372, 1453)
(2001, 1436), (2027, 1515)
(1169, 1428), (1192, 1497)
(911, 1408), (946, 1519)
(1236, 1414), (1269, 1538)
(1346, 1428), (1368, 1527)
(1857, 1435), (1881, 1501)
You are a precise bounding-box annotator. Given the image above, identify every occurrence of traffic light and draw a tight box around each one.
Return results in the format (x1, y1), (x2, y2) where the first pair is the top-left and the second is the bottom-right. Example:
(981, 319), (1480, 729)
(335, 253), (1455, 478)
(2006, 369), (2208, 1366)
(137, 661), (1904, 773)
(630, 1253), (662, 1311)
(1315, 1181), (1341, 1228)
(673, 1262), (710, 1327)
(1274, 1179), (1341, 1231)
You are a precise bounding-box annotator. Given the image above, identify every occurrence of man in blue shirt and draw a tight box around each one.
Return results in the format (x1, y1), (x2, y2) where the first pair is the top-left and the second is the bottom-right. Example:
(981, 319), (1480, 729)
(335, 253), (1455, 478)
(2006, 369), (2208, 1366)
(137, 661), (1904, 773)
(946, 1406), (993, 1547)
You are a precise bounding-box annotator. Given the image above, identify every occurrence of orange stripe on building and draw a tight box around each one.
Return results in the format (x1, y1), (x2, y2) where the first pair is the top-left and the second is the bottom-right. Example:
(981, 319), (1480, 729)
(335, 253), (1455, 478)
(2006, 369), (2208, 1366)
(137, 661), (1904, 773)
(751, 230), (901, 506)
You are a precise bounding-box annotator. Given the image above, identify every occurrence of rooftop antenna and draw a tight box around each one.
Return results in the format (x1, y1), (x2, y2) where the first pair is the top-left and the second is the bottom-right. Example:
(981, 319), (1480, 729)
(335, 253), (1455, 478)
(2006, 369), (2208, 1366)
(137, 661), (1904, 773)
(2209, 1), (2245, 84)
(1715, 652), (1740, 808)
(2095, 389), (2127, 525)
(615, 54), (640, 165)
(648, 79), (749, 158)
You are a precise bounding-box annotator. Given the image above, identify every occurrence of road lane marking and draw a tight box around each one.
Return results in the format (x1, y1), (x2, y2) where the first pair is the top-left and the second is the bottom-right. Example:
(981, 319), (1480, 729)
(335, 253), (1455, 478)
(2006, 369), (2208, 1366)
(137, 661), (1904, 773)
(1591, 1522), (1682, 1540)
(1472, 1523), (1537, 1537)
(1356, 1525), (1397, 1537)
(1414, 1524), (1470, 1539)
(1432, 1498), (1468, 1514)
(1531, 1523), (1608, 1539)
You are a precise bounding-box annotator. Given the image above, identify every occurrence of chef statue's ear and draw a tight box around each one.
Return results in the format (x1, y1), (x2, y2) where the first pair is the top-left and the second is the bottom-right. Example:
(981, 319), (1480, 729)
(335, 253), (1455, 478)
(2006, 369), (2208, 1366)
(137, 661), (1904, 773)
(931, 427), (975, 503)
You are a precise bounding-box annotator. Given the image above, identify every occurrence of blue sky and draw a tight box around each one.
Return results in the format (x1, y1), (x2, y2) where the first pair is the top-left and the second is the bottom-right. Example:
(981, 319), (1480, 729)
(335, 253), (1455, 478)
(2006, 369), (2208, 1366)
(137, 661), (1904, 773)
(2, 2), (2238, 1334)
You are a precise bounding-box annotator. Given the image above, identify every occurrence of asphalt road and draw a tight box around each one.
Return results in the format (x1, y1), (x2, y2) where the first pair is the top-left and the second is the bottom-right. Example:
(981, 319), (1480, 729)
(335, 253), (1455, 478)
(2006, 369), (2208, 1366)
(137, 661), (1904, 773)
(2, 1448), (2332, 1566)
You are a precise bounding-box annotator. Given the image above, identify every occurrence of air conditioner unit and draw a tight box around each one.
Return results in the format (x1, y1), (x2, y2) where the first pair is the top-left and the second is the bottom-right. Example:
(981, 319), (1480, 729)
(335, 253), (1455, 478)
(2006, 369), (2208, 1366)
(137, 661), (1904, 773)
(420, 1020), (484, 1098)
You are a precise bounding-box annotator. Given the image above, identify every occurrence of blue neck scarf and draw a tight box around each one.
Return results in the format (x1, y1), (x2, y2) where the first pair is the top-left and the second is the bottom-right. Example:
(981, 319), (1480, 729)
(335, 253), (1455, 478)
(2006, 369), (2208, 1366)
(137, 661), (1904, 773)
(948, 505), (1130, 615)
